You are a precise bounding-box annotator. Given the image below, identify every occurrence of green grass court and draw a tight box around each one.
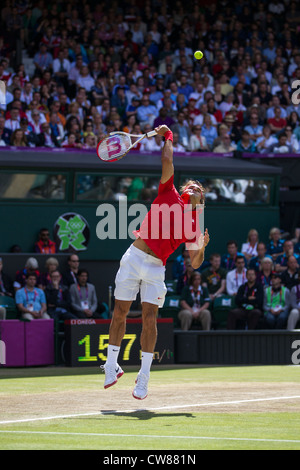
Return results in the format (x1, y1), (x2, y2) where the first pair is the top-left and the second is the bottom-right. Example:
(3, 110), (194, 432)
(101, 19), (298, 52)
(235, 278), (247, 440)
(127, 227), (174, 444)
(0, 365), (300, 450)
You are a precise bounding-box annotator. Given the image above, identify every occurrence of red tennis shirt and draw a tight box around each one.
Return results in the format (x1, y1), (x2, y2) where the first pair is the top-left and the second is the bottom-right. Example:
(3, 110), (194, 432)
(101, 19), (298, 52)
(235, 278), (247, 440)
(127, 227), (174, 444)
(133, 175), (201, 265)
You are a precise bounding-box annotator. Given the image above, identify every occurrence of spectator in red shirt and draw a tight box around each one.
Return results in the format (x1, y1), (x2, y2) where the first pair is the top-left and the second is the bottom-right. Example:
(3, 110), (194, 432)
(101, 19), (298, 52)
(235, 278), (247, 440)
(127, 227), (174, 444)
(267, 106), (287, 133)
(34, 228), (57, 254)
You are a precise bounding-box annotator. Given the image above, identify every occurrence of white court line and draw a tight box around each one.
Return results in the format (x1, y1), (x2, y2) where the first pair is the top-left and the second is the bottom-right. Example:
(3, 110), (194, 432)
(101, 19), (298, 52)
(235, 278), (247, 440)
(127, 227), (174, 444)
(0, 395), (300, 425)
(0, 430), (299, 444)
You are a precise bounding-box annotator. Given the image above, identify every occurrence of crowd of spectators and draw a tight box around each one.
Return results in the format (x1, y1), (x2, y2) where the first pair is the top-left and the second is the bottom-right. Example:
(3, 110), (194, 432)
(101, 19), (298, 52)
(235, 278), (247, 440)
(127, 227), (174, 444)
(0, 251), (108, 322)
(171, 226), (300, 331)
(0, 0), (300, 153)
(1, 225), (300, 330)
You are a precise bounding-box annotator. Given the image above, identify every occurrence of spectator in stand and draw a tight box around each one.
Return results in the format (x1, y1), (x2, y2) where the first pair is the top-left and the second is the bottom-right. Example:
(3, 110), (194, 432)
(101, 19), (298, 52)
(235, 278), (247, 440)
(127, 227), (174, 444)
(38, 122), (60, 148)
(213, 134), (236, 153)
(256, 124), (278, 153)
(201, 253), (227, 303)
(280, 255), (300, 290)
(189, 125), (208, 152)
(153, 106), (175, 129)
(244, 113), (263, 143)
(0, 115), (12, 145)
(48, 111), (65, 145)
(267, 132), (293, 153)
(249, 242), (272, 272)
(221, 240), (246, 271)
(176, 258), (195, 295)
(263, 272), (290, 329)
(241, 229), (259, 263)
(28, 109), (44, 136)
(226, 255), (247, 297)
(53, 48), (71, 88)
(136, 95), (158, 128)
(4, 107), (21, 132)
(45, 270), (77, 321)
(172, 132), (186, 152)
(178, 271), (211, 331)
(15, 272), (50, 321)
(212, 124), (229, 150)
(170, 111), (191, 150)
(256, 257), (274, 288)
(141, 133), (163, 152)
(267, 227), (285, 261)
(285, 125), (300, 152)
(177, 74), (194, 100)
(227, 268), (264, 330)
(10, 129), (28, 147)
(40, 257), (60, 289)
(267, 106), (287, 134)
(34, 228), (56, 254)
(288, 279), (300, 329)
(14, 257), (42, 293)
(172, 246), (191, 281)
(33, 43), (53, 75)
(236, 130), (256, 152)
(62, 254), (80, 287)
(0, 0), (300, 158)
(200, 114), (218, 150)
(0, 257), (13, 298)
(69, 269), (102, 319)
(275, 240), (300, 273)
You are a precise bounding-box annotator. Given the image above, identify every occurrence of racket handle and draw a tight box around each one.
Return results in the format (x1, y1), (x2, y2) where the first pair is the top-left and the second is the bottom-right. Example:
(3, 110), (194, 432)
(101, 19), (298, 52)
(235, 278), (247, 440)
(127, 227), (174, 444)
(146, 130), (157, 138)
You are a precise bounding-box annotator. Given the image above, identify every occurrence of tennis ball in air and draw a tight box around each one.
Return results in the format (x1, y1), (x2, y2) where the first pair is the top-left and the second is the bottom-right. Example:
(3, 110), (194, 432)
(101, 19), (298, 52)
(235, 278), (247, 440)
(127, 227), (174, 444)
(194, 50), (203, 60)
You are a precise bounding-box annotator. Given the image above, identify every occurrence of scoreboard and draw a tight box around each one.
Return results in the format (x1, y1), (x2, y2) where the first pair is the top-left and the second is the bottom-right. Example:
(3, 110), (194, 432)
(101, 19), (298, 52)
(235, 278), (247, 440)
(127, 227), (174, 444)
(64, 318), (174, 367)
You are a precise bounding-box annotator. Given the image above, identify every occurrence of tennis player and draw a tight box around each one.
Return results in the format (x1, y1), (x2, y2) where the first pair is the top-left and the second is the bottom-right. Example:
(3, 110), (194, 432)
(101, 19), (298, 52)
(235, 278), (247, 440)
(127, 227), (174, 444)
(102, 124), (210, 399)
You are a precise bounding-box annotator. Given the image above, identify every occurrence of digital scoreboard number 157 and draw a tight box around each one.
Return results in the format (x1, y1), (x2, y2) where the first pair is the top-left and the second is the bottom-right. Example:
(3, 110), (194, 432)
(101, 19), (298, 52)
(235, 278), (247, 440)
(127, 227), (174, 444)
(64, 320), (174, 366)
(78, 334), (136, 362)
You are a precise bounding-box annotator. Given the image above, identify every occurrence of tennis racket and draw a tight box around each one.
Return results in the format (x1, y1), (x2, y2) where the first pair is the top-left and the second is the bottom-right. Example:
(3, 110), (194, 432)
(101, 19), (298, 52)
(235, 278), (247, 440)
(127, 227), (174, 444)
(96, 130), (157, 162)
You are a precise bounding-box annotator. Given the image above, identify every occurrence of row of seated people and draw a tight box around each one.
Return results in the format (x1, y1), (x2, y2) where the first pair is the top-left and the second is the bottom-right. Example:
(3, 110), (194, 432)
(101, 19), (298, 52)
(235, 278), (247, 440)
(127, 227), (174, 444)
(0, 254), (107, 322)
(170, 230), (300, 331)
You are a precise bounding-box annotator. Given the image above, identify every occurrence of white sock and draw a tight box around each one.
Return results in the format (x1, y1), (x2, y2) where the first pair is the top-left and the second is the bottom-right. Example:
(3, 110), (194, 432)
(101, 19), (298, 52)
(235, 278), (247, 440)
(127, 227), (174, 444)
(106, 344), (120, 365)
(140, 351), (153, 377)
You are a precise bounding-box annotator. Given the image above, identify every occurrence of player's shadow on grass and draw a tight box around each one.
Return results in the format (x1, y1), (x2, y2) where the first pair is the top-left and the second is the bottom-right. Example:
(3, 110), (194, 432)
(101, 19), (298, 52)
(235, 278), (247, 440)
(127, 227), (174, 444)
(100, 410), (196, 420)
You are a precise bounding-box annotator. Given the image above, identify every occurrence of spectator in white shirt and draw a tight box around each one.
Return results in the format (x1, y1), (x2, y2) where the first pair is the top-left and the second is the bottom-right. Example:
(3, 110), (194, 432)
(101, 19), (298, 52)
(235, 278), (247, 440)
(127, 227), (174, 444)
(256, 124), (278, 153)
(140, 133), (163, 152)
(53, 49), (71, 85)
(4, 107), (20, 131)
(172, 132), (186, 152)
(76, 65), (95, 92)
(241, 229), (259, 262)
(28, 109), (44, 134)
(226, 256), (248, 296)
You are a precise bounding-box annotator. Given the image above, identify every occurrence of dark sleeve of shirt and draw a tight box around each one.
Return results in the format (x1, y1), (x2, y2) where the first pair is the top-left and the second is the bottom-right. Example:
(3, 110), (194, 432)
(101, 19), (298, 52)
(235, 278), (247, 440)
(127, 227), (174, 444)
(235, 284), (246, 307)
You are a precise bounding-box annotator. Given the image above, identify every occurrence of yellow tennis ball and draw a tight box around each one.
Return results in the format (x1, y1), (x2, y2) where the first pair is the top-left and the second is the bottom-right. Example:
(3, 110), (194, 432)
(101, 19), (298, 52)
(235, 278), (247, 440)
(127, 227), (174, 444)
(194, 50), (203, 60)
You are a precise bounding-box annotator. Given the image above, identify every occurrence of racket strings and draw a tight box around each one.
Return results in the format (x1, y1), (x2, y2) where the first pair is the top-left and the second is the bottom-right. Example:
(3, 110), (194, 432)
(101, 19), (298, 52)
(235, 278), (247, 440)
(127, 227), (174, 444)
(98, 134), (131, 161)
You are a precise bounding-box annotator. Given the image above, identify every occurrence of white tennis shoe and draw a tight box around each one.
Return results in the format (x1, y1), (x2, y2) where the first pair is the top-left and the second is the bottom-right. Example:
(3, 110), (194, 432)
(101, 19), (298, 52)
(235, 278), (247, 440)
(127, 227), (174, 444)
(132, 372), (149, 400)
(101, 363), (124, 389)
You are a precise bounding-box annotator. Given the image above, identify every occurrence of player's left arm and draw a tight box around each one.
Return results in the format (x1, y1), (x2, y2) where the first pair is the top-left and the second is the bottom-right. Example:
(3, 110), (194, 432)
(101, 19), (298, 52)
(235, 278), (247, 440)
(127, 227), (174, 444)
(155, 125), (174, 184)
(188, 228), (210, 269)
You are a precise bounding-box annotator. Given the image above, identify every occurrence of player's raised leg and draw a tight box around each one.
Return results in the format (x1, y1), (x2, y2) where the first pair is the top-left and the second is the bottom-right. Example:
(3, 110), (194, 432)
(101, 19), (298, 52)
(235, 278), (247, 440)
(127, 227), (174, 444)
(102, 299), (132, 388)
(133, 302), (158, 400)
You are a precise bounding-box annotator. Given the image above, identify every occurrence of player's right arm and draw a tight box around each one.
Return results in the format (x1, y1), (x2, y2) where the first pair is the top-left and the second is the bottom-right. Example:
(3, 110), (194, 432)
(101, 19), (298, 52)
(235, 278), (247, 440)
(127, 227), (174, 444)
(155, 125), (174, 184)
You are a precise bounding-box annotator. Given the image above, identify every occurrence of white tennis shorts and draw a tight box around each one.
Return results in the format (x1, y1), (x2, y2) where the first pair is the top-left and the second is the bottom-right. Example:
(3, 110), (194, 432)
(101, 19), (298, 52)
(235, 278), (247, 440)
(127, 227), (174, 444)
(114, 244), (167, 308)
